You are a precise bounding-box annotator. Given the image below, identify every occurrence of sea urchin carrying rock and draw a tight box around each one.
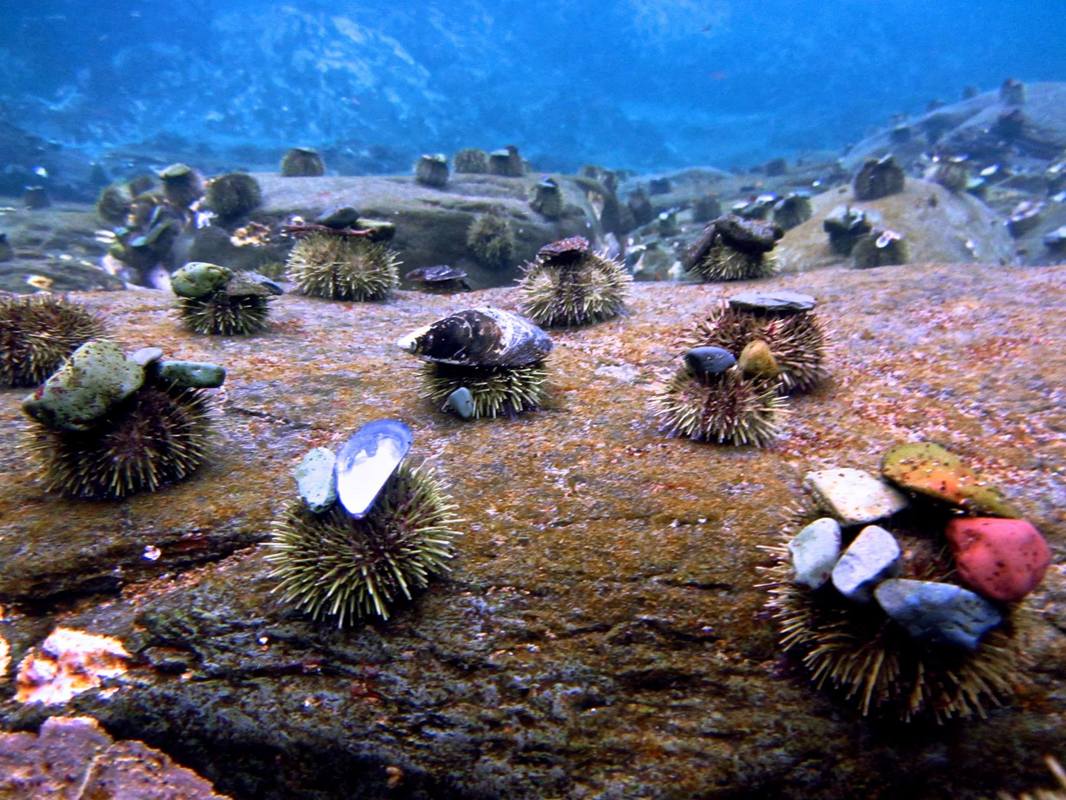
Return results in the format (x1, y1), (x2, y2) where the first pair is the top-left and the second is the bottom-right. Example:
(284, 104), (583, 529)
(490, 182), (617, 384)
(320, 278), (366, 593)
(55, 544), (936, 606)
(688, 290), (827, 393)
(652, 346), (786, 447)
(267, 421), (463, 625)
(518, 236), (631, 327)
(286, 231), (400, 301)
(172, 261), (283, 335)
(0, 294), (105, 387)
(21, 341), (224, 499)
(685, 214), (783, 282)
(399, 308), (552, 420)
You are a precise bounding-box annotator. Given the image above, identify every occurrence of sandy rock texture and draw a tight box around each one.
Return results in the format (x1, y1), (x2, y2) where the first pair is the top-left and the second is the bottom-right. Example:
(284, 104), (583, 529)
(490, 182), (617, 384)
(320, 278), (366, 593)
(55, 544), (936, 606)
(0, 261), (1063, 799)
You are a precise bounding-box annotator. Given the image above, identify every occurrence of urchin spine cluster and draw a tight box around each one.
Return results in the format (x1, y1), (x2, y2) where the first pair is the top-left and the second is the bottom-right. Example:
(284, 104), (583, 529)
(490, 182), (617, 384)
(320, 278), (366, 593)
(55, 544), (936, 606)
(690, 303), (826, 393)
(653, 366), (786, 447)
(0, 295), (105, 387)
(760, 534), (1025, 722)
(23, 382), (214, 499)
(286, 233), (400, 301)
(518, 252), (631, 327)
(177, 294), (272, 336)
(267, 464), (462, 625)
(422, 361), (549, 419)
(688, 242), (776, 282)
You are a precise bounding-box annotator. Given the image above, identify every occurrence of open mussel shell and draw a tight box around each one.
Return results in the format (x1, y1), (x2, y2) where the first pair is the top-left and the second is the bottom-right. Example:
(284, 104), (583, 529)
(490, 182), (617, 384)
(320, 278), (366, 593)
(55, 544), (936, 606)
(406, 265), (467, 284)
(397, 307), (552, 367)
(335, 419), (414, 519)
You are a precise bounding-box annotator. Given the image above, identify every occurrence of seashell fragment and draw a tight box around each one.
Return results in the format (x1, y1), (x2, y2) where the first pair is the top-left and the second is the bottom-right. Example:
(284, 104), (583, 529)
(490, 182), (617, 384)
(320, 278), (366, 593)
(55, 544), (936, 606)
(335, 420), (414, 519)
(397, 307), (552, 367)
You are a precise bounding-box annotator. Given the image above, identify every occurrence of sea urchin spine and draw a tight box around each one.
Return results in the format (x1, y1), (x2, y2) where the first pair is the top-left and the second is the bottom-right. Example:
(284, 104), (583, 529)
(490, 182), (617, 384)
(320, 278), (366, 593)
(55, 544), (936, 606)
(0, 294), (105, 388)
(286, 232), (400, 301)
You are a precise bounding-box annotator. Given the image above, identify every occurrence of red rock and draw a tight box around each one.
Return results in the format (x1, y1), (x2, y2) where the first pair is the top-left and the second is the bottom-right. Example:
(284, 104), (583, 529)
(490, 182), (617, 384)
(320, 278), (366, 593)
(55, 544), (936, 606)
(946, 518), (1052, 602)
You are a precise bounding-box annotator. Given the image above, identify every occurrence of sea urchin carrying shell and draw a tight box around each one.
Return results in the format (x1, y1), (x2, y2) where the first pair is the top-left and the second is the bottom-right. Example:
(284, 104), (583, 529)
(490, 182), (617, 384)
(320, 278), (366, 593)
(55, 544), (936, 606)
(399, 307), (552, 419)
(0, 294), (105, 387)
(172, 261), (282, 336)
(21, 341), (224, 499)
(685, 214), (783, 282)
(518, 236), (631, 327)
(286, 232), (400, 301)
(267, 421), (463, 625)
(652, 346), (786, 447)
(688, 291), (827, 393)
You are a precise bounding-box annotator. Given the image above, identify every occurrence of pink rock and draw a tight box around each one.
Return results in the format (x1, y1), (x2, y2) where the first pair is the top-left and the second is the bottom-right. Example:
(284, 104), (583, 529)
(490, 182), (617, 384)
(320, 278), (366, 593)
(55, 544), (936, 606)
(946, 518), (1052, 602)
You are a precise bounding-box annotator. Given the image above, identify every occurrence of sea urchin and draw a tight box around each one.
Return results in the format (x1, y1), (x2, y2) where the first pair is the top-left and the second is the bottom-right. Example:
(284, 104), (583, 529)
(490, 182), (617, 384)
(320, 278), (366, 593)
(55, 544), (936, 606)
(286, 232), (400, 301)
(172, 262), (282, 335)
(760, 518), (1026, 722)
(399, 308), (553, 420)
(518, 236), (631, 327)
(267, 423), (462, 625)
(688, 294), (826, 393)
(685, 214), (782, 282)
(653, 347), (787, 447)
(0, 294), (105, 388)
(22, 342), (222, 499)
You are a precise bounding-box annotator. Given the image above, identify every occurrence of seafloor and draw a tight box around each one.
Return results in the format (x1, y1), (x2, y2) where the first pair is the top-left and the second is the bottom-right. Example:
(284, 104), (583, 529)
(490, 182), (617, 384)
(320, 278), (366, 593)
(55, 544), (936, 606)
(0, 260), (1063, 798)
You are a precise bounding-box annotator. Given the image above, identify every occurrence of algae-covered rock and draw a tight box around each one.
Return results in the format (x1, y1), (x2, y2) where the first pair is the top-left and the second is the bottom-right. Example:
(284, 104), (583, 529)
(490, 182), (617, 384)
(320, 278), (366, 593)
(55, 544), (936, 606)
(171, 262), (234, 299)
(21, 341), (144, 432)
(881, 442), (1020, 518)
(156, 361), (226, 389)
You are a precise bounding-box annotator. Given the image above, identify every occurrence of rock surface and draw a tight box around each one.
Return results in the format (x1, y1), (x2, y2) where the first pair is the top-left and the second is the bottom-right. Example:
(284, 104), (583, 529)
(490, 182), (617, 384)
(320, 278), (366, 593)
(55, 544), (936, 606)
(0, 261), (1063, 799)
(0, 716), (229, 799)
(776, 178), (1014, 272)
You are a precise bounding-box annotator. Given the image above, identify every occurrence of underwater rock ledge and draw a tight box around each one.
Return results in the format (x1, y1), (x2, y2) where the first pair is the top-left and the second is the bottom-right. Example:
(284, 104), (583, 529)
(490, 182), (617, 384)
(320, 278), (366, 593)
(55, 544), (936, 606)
(0, 261), (1063, 799)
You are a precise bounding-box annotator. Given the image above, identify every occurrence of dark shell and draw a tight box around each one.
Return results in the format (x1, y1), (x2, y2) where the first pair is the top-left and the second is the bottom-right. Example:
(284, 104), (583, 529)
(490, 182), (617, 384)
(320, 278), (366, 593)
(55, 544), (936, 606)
(398, 307), (552, 367)
(684, 346), (736, 379)
(406, 265), (468, 284)
(537, 236), (590, 267)
(711, 214), (783, 254)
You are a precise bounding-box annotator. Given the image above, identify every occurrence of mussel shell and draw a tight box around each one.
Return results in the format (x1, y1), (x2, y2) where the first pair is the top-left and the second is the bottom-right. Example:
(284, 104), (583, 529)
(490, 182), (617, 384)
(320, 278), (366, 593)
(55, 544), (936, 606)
(537, 236), (590, 267)
(712, 214), (782, 254)
(398, 307), (552, 367)
(406, 265), (467, 283)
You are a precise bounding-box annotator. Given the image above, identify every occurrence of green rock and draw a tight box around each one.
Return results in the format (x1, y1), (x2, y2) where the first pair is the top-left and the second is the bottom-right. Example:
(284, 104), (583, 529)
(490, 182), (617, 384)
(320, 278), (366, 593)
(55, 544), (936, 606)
(881, 442), (1020, 518)
(171, 262), (233, 299)
(22, 341), (144, 432)
(157, 361), (226, 389)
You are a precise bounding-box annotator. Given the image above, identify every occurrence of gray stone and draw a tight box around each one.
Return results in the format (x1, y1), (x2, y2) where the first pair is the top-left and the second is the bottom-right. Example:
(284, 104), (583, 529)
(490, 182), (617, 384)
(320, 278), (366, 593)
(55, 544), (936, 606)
(788, 517), (842, 590)
(1043, 225), (1066, 251)
(804, 468), (908, 526)
(874, 579), (1002, 651)
(170, 262), (233, 299)
(129, 347), (164, 367)
(156, 361), (226, 389)
(335, 419), (414, 519)
(831, 525), (901, 603)
(316, 206), (361, 228)
(22, 341), (144, 432)
(683, 347), (736, 379)
(728, 290), (816, 314)
(294, 447), (338, 514)
(445, 387), (475, 419)
(415, 154), (449, 188)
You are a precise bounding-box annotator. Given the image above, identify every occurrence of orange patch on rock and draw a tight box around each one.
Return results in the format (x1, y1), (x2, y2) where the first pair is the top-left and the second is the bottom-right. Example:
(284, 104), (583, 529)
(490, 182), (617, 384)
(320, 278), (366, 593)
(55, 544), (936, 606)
(16, 628), (131, 705)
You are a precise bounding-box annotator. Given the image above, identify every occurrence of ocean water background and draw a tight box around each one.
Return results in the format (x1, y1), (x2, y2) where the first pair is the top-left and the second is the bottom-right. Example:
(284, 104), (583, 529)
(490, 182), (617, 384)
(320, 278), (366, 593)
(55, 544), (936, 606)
(1, 0), (1065, 171)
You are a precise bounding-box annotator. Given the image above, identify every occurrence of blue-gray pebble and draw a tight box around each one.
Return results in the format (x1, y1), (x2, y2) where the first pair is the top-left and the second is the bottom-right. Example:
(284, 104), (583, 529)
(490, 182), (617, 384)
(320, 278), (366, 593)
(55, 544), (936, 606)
(684, 346), (736, 378)
(874, 578), (1002, 651)
(445, 387), (475, 419)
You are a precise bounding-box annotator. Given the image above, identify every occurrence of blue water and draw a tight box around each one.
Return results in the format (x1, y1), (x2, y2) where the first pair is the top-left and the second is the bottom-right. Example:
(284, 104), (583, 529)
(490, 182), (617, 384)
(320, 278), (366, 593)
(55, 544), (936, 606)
(1, 0), (1065, 171)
